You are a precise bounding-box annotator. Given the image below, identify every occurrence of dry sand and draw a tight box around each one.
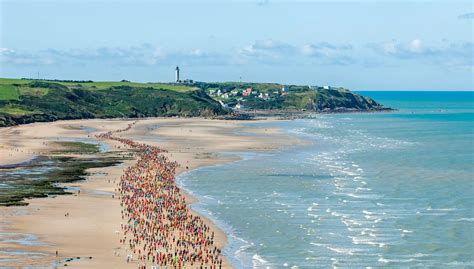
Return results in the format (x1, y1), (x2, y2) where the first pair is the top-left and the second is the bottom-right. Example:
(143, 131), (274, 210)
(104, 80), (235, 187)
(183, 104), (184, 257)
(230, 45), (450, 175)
(0, 118), (299, 268)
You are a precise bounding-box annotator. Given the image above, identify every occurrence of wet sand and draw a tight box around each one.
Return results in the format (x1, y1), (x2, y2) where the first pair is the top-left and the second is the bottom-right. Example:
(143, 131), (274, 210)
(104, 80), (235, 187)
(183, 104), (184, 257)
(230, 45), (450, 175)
(0, 118), (298, 268)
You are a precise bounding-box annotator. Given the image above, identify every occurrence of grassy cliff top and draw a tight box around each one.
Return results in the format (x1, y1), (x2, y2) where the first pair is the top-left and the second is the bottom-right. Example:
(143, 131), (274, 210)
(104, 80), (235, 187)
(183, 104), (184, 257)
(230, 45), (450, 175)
(0, 78), (227, 127)
(0, 78), (194, 101)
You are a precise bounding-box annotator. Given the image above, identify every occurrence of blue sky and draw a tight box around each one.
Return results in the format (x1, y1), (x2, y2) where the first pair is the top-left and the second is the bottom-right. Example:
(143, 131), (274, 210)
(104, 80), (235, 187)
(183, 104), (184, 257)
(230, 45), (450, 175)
(0, 0), (472, 90)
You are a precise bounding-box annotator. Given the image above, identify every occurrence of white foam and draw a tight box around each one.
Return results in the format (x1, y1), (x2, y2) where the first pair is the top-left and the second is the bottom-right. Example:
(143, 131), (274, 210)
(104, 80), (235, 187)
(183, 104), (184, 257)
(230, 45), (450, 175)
(450, 217), (474, 222)
(252, 254), (270, 268)
(346, 193), (380, 199)
(351, 236), (385, 247)
(378, 257), (417, 263)
(357, 187), (371, 191)
(309, 242), (326, 247)
(326, 246), (356, 255)
(341, 170), (359, 176)
(378, 257), (389, 263)
(426, 206), (457, 211)
(333, 211), (346, 217)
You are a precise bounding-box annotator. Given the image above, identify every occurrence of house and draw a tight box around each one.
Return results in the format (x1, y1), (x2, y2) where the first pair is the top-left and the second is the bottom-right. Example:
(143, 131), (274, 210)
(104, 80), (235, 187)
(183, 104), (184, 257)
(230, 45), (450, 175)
(258, 93), (270, 100)
(234, 103), (243, 110)
(230, 89), (239, 96)
(222, 93), (229, 99)
(242, 87), (253, 97)
(323, 85), (330, 90)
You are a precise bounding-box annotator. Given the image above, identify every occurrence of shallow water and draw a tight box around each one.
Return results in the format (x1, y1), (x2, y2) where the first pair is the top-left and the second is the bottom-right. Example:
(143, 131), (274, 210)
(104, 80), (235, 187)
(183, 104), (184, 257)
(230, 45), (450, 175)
(177, 91), (474, 268)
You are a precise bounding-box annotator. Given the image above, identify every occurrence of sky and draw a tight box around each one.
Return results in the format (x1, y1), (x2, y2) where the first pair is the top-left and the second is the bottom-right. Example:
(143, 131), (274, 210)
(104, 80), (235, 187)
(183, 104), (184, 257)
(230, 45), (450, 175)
(0, 0), (472, 90)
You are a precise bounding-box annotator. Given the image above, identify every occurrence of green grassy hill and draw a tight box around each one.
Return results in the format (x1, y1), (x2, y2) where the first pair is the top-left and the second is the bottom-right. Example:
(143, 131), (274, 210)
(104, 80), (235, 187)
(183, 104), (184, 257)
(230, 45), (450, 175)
(196, 82), (389, 112)
(0, 79), (226, 127)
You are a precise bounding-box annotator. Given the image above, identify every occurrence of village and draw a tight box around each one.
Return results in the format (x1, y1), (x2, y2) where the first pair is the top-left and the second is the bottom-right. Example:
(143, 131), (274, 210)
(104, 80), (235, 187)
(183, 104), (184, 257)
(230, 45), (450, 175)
(173, 66), (332, 110)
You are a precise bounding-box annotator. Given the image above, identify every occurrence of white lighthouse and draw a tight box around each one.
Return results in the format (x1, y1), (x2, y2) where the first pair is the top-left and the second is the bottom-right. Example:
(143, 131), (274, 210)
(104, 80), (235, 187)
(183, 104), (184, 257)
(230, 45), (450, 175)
(175, 66), (180, 83)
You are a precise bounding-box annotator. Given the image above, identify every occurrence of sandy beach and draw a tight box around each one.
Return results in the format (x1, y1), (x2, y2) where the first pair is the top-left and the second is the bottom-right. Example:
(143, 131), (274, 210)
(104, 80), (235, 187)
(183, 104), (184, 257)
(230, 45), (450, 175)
(0, 118), (299, 268)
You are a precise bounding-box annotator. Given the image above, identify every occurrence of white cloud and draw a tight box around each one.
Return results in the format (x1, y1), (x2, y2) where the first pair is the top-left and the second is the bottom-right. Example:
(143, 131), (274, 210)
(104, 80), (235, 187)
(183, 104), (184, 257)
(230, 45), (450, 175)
(0, 47), (56, 65)
(2, 39), (472, 71)
(458, 12), (474, 19)
(236, 40), (355, 65)
(0, 44), (226, 66)
(370, 39), (473, 69)
(237, 39), (296, 64)
(301, 42), (355, 65)
(256, 0), (270, 5)
(378, 39), (426, 57)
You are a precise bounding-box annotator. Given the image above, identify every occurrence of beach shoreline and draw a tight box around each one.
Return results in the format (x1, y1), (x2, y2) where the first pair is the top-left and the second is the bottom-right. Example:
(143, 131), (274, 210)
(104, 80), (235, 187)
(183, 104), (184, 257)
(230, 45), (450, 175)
(0, 117), (300, 268)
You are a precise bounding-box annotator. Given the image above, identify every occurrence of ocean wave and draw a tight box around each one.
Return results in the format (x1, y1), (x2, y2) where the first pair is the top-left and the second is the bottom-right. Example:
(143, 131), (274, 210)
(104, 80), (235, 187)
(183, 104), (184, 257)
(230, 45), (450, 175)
(415, 211), (447, 216)
(378, 256), (421, 264)
(356, 187), (372, 191)
(444, 261), (474, 266)
(309, 242), (327, 247)
(351, 236), (386, 248)
(449, 217), (474, 222)
(345, 193), (382, 199)
(252, 254), (270, 268)
(426, 206), (458, 211)
(326, 246), (359, 255)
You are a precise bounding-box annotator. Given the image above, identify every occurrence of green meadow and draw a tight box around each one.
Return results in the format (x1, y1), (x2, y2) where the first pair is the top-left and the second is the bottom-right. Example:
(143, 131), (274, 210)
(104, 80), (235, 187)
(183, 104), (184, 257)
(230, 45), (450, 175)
(0, 78), (193, 98)
(0, 84), (20, 100)
(0, 78), (226, 127)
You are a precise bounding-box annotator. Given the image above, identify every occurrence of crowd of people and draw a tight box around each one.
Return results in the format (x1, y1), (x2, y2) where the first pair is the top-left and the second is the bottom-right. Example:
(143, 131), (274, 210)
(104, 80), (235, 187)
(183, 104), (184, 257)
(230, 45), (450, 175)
(96, 122), (224, 269)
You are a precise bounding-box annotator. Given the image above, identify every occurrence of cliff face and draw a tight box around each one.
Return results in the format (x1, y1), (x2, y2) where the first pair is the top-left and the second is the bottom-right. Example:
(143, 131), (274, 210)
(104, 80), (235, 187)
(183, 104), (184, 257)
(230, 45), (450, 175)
(197, 82), (390, 112)
(288, 89), (388, 112)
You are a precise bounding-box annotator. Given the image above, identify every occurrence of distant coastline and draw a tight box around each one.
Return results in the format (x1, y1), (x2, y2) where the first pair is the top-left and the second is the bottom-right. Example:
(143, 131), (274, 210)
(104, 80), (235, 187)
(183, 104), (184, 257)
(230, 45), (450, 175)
(0, 78), (391, 127)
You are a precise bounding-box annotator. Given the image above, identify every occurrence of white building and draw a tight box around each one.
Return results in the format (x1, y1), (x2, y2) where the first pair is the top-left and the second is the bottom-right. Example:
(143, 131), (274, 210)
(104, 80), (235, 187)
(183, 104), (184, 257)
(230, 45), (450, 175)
(258, 93), (270, 100)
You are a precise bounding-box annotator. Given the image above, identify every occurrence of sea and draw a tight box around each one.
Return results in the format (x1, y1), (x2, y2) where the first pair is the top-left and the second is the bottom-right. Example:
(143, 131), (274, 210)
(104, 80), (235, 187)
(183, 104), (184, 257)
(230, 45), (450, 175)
(177, 91), (474, 268)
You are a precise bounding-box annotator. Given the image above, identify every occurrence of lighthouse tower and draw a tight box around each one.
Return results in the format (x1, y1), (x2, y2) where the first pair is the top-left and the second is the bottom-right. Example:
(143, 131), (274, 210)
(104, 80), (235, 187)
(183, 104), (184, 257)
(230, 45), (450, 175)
(175, 66), (180, 83)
